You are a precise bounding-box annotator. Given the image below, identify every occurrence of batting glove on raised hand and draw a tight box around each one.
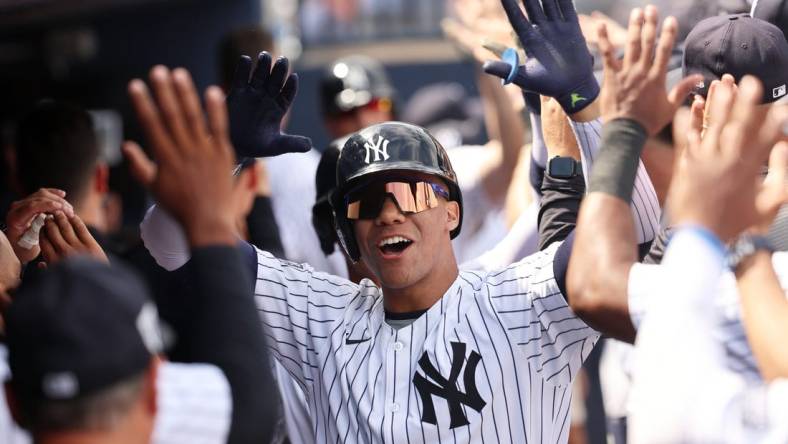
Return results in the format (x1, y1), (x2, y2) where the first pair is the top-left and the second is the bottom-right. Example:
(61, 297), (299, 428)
(227, 52), (312, 158)
(483, 0), (599, 114)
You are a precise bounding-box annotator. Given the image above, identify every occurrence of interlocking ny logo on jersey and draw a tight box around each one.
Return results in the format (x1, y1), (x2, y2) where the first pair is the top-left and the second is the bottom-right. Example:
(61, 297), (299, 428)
(364, 135), (390, 163)
(413, 342), (486, 429)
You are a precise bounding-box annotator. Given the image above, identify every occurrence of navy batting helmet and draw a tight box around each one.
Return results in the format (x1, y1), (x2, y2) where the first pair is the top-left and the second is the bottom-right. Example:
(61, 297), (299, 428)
(320, 55), (396, 116)
(329, 121), (463, 262)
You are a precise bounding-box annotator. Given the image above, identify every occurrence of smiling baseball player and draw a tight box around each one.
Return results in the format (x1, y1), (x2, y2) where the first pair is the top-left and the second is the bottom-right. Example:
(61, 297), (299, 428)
(135, 0), (619, 442)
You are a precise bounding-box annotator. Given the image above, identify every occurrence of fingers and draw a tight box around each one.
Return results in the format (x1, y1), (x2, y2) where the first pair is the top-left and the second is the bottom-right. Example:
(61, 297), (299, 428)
(149, 66), (193, 152)
(250, 52), (273, 90)
(172, 68), (209, 142)
(557, 0), (578, 22)
(667, 74), (703, 109)
(53, 211), (79, 246)
(278, 74), (299, 109)
(650, 16), (677, 79)
(638, 5), (659, 69)
(521, 0), (546, 24)
(701, 82), (735, 154)
(205, 86), (230, 148)
(39, 232), (57, 264)
(231, 55), (252, 90)
(500, 0), (533, 40)
(122, 141), (157, 187)
(43, 215), (70, 256)
(623, 8), (644, 71)
(689, 95), (705, 136)
(266, 57), (290, 96)
(541, 0), (561, 21)
(597, 23), (622, 74)
(70, 214), (96, 247)
(128, 79), (177, 166)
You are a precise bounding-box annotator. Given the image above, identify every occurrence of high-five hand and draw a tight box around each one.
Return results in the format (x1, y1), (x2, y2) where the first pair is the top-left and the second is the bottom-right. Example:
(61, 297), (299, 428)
(123, 66), (240, 247)
(227, 52), (312, 159)
(482, 0), (599, 115)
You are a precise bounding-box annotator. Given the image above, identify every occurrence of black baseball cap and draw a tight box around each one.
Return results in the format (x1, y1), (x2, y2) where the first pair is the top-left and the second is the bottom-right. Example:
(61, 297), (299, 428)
(752, 0), (788, 41)
(683, 14), (788, 103)
(6, 258), (165, 402)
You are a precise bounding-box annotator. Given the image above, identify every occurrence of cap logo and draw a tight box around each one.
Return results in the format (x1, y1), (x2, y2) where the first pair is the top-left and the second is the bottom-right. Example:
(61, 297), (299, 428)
(43, 372), (78, 399)
(773, 85), (786, 99)
(136, 302), (164, 354)
(364, 135), (390, 164)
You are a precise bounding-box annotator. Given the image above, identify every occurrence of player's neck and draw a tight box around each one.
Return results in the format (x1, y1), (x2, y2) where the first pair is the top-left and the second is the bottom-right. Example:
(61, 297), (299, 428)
(381, 259), (459, 314)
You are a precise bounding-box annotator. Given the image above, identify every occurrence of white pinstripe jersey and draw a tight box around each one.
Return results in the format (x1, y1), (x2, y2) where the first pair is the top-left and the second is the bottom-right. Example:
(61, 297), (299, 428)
(253, 241), (600, 444)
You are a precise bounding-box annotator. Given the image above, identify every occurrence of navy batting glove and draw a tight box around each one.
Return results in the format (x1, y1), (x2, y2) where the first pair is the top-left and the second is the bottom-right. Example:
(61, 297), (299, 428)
(483, 0), (599, 114)
(227, 52), (312, 159)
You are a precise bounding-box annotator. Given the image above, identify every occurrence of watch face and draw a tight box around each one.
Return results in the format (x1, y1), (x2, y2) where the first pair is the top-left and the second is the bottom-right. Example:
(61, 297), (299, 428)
(549, 157), (576, 178)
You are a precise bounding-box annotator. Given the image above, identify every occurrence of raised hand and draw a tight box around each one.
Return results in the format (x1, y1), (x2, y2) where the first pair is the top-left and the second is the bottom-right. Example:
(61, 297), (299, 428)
(596, 6), (701, 135)
(39, 212), (108, 265)
(227, 52), (312, 158)
(482, 0), (599, 115)
(668, 76), (788, 241)
(5, 188), (74, 264)
(123, 66), (241, 247)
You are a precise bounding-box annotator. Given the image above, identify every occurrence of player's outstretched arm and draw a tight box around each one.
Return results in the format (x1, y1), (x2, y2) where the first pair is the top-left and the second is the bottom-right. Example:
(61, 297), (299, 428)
(123, 65), (281, 442)
(567, 6), (700, 342)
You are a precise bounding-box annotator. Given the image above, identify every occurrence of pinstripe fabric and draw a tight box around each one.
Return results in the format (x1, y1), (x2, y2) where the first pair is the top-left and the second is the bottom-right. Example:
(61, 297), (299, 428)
(569, 118), (661, 244)
(253, 241), (599, 443)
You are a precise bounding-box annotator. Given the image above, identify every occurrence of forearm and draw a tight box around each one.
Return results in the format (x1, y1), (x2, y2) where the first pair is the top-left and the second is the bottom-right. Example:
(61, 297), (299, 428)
(537, 172), (584, 250)
(182, 246), (281, 443)
(737, 252), (788, 381)
(568, 119), (650, 342)
(570, 118), (660, 244)
(479, 73), (526, 204)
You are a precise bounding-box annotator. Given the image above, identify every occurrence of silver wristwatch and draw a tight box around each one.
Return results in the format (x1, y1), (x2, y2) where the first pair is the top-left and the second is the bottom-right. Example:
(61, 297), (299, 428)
(726, 234), (774, 272)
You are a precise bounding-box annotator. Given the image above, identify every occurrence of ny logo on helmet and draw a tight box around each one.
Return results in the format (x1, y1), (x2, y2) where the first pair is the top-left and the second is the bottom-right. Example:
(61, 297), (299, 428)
(364, 135), (390, 163)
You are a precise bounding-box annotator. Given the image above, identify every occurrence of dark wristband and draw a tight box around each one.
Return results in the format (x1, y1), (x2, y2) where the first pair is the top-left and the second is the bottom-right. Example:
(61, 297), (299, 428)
(588, 118), (647, 202)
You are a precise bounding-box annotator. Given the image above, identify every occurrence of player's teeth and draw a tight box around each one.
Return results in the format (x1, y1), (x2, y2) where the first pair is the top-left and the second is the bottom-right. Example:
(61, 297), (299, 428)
(379, 236), (408, 247)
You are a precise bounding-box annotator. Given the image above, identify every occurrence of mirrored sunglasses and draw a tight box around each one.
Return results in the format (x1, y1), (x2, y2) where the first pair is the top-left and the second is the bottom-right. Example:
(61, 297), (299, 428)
(346, 181), (449, 220)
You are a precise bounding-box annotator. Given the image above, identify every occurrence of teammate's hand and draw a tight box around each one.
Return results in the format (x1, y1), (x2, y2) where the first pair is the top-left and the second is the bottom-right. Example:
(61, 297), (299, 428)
(123, 66), (240, 247)
(227, 52), (312, 159)
(5, 188), (74, 264)
(596, 6), (700, 136)
(482, 0), (599, 115)
(39, 212), (109, 265)
(668, 76), (788, 241)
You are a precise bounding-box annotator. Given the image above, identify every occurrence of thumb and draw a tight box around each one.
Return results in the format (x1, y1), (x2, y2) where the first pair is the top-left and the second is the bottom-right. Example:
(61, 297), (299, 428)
(123, 141), (157, 187)
(668, 75), (703, 108)
(482, 60), (514, 81)
(273, 134), (312, 155)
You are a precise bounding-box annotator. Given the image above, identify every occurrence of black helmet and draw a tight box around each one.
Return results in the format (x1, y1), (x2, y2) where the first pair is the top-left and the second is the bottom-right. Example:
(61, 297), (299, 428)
(329, 121), (463, 262)
(312, 136), (348, 256)
(320, 55), (396, 116)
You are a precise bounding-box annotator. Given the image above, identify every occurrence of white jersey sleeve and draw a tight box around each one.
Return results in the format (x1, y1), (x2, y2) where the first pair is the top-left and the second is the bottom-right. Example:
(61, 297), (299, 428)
(252, 247), (361, 391)
(481, 241), (600, 387)
(460, 201), (539, 272)
(140, 205), (191, 271)
(152, 362), (232, 444)
(570, 118), (661, 244)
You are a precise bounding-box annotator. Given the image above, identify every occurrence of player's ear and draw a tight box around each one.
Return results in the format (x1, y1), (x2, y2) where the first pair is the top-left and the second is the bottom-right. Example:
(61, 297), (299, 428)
(445, 200), (460, 232)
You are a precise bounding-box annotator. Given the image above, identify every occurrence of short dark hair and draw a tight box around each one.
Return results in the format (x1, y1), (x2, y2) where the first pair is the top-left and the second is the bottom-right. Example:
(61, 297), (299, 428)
(13, 372), (145, 433)
(218, 27), (274, 90)
(14, 100), (99, 204)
